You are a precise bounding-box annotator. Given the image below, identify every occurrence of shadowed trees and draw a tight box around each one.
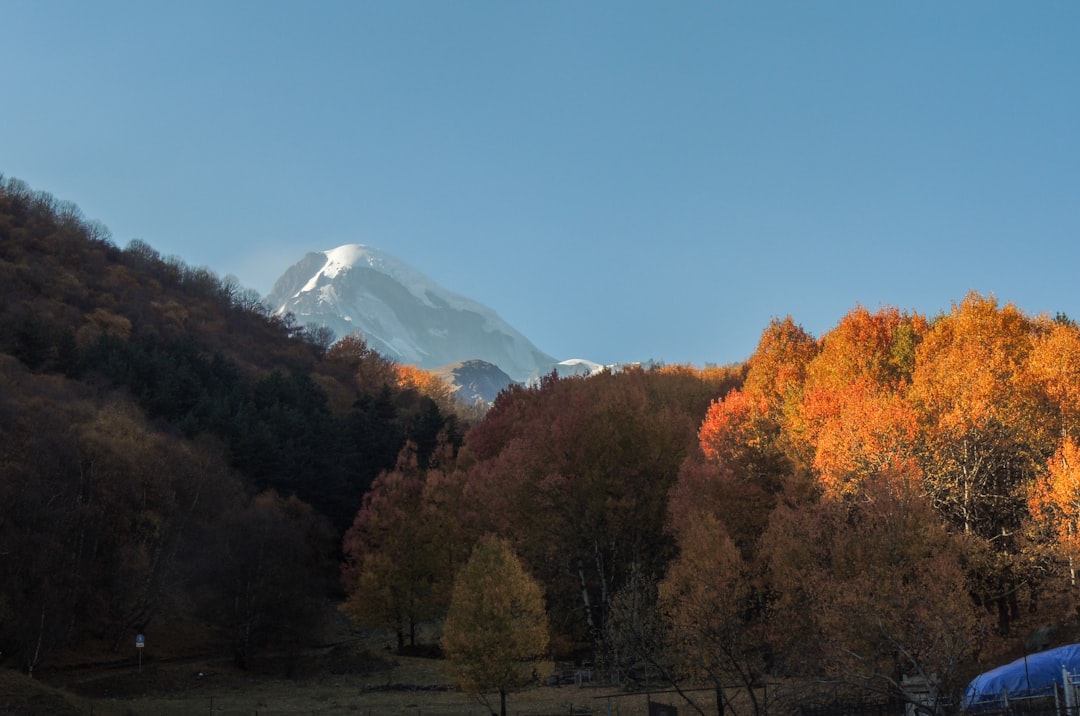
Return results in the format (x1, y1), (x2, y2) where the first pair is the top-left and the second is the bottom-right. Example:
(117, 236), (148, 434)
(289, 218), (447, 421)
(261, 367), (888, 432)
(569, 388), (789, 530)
(455, 365), (742, 653)
(0, 355), (248, 671)
(761, 479), (983, 707)
(0, 176), (466, 672)
(205, 491), (335, 668)
(341, 443), (465, 651)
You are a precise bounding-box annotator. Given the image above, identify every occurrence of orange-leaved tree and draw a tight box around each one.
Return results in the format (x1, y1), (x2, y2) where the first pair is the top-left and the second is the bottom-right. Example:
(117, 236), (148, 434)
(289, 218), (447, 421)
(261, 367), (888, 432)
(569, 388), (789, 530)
(698, 389), (779, 482)
(909, 292), (1044, 541)
(689, 319), (819, 551)
(1024, 316), (1080, 442)
(1029, 437), (1080, 588)
(696, 345), (810, 499)
(394, 363), (459, 414)
(800, 378), (921, 497)
(796, 306), (924, 496)
(742, 316), (819, 426)
(907, 293), (1053, 634)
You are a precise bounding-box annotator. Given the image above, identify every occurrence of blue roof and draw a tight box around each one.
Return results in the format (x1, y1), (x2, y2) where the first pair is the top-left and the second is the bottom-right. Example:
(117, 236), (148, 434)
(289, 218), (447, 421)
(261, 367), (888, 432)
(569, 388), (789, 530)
(965, 643), (1080, 709)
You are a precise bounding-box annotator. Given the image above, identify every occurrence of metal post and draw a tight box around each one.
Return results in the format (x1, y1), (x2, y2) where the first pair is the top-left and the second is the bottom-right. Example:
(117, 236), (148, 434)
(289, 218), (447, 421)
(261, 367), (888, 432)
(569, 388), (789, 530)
(1067, 666), (1076, 714)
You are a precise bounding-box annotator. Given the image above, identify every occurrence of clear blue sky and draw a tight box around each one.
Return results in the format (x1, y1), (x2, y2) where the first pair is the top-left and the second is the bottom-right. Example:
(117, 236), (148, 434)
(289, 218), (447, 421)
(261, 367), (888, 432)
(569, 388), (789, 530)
(4, 1), (1079, 367)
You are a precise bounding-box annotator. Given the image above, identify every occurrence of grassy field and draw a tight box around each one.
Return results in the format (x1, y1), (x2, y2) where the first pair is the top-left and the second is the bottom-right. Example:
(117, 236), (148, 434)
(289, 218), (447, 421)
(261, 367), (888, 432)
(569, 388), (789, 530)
(7, 627), (724, 716)
(19, 649), (709, 716)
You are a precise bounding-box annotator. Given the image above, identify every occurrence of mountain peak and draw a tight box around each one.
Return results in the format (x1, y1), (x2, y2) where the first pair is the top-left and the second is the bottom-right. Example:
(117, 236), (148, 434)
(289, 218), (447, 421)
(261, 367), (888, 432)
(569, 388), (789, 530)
(266, 244), (556, 382)
(311, 245), (443, 302)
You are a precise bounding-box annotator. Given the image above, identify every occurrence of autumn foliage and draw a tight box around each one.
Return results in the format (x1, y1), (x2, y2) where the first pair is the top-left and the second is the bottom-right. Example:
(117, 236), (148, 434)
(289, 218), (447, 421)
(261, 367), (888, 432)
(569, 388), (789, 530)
(13, 175), (1080, 711)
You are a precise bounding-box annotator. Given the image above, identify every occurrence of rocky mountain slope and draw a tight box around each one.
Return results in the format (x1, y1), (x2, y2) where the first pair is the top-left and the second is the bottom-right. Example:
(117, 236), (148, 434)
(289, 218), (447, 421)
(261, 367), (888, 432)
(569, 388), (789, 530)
(266, 245), (555, 383)
(431, 359), (516, 406)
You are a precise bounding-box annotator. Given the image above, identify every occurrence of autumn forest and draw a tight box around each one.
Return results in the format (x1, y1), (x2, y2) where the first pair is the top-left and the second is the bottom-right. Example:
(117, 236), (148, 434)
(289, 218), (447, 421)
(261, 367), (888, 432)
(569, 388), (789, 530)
(4, 176), (1080, 711)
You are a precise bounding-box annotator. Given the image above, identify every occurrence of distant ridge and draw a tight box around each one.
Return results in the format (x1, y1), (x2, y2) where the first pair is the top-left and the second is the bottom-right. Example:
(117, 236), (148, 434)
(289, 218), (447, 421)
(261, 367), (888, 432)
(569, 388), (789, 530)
(526, 358), (616, 385)
(265, 244), (556, 382)
(432, 359), (517, 407)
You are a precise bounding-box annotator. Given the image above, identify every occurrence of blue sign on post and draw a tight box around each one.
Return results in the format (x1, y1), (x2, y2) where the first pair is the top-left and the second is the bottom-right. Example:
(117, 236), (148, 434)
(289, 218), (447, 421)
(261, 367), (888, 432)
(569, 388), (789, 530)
(135, 633), (145, 673)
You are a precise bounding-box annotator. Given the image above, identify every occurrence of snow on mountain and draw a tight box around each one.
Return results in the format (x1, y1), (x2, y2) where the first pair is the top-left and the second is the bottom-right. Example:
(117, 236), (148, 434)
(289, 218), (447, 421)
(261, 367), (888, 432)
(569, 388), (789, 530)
(526, 358), (613, 385)
(265, 244), (556, 383)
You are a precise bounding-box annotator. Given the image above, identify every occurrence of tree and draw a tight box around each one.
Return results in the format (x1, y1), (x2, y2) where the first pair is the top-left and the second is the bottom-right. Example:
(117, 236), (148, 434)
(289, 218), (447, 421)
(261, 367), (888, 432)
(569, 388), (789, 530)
(741, 316), (818, 442)
(324, 332), (398, 392)
(341, 445), (461, 650)
(909, 292), (1042, 541)
(703, 316), (817, 483)
(207, 491), (334, 668)
(796, 306), (924, 496)
(1024, 317), (1080, 441)
(457, 366), (721, 651)
(441, 536), (550, 716)
(800, 377), (921, 497)
(660, 513), (772, 715)
(668, 455), (782, 561)
(604, 569), (670, 691)
(1029, 437), (1080, 588)
(761, 480), (984, 709)
(0, 356), (250, 673)
(697, 388), (791, 493)
(394, 363), (458, 415)
(908, 293), (1047, 633)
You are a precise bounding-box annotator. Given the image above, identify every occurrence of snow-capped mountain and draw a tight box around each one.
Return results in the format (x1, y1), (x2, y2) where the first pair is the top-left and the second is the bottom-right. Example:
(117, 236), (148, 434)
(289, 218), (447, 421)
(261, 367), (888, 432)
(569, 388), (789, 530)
(265, 244), (556, 382)
(526, 358), (610, 385)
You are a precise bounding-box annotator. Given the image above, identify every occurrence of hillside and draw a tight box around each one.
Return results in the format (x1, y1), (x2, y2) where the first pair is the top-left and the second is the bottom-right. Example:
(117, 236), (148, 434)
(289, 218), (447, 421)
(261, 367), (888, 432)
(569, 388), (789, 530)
(0, 175), (465, 675)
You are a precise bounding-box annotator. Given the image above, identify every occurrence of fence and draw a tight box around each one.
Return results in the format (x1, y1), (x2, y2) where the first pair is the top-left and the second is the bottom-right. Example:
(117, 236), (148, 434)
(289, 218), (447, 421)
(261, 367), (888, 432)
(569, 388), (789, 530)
(795, 696), (907, 716)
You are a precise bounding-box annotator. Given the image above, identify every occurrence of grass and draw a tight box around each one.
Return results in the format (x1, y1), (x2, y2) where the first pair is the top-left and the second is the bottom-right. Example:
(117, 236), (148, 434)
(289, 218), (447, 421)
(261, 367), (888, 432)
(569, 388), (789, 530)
(5, 619), (740, 716)
(6, 625), (713, 716)
(31, 651), (677, 716)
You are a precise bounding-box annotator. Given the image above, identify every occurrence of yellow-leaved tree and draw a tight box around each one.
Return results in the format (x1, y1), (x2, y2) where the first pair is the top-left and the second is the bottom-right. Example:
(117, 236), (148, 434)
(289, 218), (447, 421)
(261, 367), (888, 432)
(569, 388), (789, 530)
(441, 536), (550, 716)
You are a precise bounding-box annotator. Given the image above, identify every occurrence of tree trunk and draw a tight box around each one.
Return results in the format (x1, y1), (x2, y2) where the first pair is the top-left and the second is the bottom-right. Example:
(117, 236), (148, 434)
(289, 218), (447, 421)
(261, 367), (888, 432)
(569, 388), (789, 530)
(577, 559), (595, 633)
(27, 606), (46, 678)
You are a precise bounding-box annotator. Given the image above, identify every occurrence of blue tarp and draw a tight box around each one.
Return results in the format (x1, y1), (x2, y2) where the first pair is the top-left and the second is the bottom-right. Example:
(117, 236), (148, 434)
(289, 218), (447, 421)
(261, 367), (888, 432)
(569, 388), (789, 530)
(965, 643), (1080, 710)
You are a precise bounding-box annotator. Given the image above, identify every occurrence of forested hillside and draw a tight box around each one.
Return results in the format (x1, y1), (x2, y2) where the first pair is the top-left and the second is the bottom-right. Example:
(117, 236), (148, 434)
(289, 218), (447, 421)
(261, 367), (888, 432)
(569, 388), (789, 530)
(0, 176), (464, 672)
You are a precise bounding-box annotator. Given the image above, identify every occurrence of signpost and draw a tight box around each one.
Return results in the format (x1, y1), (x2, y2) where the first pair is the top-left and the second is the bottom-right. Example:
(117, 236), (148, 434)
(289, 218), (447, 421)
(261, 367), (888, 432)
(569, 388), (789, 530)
(135, 634), (145, 673)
